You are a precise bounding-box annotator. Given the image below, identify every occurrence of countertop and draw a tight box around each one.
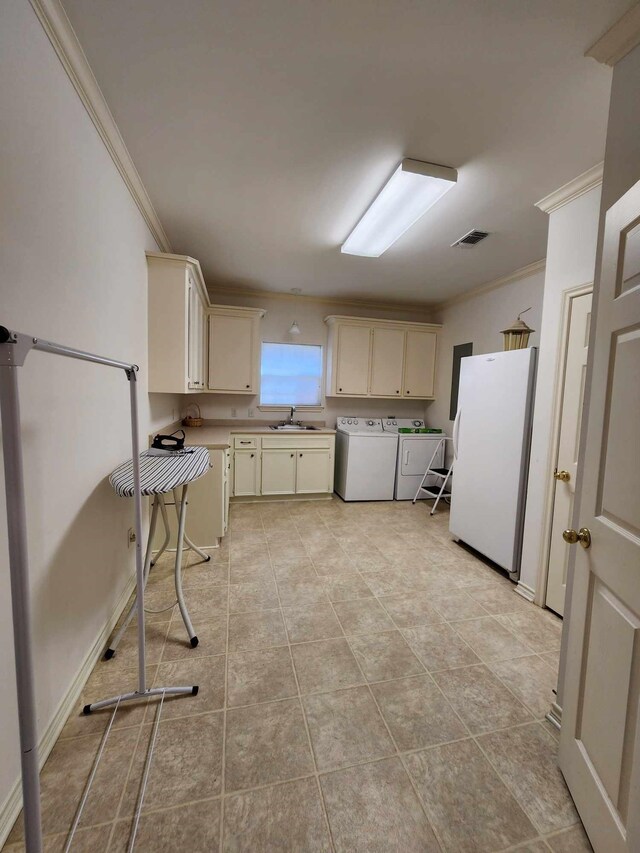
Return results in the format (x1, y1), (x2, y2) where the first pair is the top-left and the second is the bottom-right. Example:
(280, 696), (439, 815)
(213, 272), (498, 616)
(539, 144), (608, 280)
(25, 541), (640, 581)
(157, 421), (336, 449)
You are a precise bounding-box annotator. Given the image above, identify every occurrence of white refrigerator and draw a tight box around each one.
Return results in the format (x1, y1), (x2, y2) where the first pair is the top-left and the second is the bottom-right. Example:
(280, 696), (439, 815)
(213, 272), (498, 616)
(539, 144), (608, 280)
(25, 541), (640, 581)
(449, 348), (536, 579)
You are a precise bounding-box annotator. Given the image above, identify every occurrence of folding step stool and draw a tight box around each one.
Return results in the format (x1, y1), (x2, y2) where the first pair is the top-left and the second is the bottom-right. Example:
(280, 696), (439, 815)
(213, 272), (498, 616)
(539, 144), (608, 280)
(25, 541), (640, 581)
(412, 436), (454, 515)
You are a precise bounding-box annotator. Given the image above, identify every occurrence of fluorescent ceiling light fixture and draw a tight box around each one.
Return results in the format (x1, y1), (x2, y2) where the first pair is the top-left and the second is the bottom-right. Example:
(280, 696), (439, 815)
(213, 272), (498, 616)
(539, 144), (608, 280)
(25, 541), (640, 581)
(341, 159), (458, 257)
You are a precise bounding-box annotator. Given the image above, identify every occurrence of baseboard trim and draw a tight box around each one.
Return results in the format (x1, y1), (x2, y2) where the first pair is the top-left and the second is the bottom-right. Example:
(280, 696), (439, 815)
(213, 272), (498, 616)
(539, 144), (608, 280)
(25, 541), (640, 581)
(515, 581), (536, 602)
(546, 701), (563, 731)
(0, 574), (136, 848)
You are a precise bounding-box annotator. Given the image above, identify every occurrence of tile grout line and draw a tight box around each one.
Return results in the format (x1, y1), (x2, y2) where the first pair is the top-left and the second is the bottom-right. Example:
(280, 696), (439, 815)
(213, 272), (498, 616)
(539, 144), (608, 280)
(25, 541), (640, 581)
(23, 502), (569, 852)
(310, 507), (568, 850)
(265, 505), (339, 853)
(321, 577), (449, 852)
(218, 539), (232, 853)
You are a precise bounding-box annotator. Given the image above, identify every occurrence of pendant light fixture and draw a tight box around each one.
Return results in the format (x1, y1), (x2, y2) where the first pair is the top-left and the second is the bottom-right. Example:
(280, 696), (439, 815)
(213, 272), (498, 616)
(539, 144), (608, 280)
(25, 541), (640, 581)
(341, 158), (458, 257)
(288, 288), (302, 335)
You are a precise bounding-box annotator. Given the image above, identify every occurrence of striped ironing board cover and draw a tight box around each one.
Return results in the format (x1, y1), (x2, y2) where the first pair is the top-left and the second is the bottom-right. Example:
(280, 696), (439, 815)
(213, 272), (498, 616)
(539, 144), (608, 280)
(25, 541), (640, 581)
(109, 447), (211, 497)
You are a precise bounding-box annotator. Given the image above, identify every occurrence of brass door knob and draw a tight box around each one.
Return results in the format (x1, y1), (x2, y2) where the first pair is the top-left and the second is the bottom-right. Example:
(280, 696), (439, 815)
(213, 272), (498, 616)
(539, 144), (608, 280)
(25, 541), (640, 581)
(554, 469), (571, 482)
(563, 527), (592, 549)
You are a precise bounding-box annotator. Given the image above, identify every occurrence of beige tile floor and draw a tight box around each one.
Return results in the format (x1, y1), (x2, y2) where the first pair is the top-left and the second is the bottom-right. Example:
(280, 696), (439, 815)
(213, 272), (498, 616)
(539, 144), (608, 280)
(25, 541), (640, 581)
(4, 499), (594, 853)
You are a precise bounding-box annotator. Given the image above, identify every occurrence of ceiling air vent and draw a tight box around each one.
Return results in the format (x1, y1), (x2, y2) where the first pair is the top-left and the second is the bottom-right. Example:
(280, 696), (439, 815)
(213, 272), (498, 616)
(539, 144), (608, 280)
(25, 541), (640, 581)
(451, 229), (490, 248)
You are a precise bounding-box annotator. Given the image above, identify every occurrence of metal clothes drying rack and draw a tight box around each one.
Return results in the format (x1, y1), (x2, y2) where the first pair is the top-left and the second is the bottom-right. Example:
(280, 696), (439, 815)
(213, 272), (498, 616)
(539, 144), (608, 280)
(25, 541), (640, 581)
(0, 326), (196, 853)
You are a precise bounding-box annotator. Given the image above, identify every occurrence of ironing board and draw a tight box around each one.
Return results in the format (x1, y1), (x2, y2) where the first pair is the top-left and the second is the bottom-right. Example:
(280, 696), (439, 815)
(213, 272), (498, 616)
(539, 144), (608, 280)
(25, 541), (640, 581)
(104, 446), (212, 658)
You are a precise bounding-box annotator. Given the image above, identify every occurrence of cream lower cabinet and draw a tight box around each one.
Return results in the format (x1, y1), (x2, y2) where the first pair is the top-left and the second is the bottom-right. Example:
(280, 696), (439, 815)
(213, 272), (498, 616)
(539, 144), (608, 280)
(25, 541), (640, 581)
(295, 449), (333, 494)
(231, 434), (335, 497)
(261, 449), (297, 495)
(151, 447), (229, 549)
(233, 449), (260, 496)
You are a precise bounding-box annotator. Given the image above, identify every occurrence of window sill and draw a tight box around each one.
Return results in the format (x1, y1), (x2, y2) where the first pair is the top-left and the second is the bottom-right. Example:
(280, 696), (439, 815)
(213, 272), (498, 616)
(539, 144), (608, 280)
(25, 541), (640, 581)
(258, 405), (324, 413)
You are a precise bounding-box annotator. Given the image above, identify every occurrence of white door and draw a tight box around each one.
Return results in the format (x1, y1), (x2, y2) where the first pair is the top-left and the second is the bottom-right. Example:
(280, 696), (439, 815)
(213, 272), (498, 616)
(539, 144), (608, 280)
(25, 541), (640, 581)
(209, 314), (254, 392)
(261, 449), (296, 495)
(296, 449), (332, 494)
(559, 178), (640, 852)
(546, 290), (592, 615)
(369, 327), (405, 397)
(403, 330), (437, 398)
(233, 450), (259, 496)
(335, 325), (371, 395)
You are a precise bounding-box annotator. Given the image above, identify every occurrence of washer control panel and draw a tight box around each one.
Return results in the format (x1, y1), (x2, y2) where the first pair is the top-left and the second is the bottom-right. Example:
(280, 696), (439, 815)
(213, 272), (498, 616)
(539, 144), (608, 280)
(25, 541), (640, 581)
(382, 418), (426, 432)
(337, 416), (384, 433)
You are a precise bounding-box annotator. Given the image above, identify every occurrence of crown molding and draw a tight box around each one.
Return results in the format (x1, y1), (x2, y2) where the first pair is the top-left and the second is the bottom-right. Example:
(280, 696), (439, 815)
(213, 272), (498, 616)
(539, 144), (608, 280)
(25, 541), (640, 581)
(586, 2), (640, 66)
(29, 0), (172, 252)
(432, 259), (546, 312)
(206, 284), (436, 315)
(535, 163), (604, 215)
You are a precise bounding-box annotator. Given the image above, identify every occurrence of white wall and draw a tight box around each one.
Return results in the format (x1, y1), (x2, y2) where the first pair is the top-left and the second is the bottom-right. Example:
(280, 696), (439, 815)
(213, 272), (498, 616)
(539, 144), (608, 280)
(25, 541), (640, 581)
(190, 289), (436, 425)
(429, 270), (546, 432)
(599, 45), (640, 214)
(0, 0), (179, 825)
(519, 186), (601, 600)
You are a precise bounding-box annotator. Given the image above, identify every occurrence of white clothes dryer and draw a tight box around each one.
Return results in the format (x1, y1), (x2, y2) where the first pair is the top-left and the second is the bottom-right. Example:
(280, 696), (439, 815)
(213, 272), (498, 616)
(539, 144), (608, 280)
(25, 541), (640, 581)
(382, 418), (446, 500)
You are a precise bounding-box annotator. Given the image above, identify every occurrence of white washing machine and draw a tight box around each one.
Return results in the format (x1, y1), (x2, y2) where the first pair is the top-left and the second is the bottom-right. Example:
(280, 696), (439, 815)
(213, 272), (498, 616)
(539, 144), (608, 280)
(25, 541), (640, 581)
(383, 418), (446, 500)
(335, 416), (398, 501)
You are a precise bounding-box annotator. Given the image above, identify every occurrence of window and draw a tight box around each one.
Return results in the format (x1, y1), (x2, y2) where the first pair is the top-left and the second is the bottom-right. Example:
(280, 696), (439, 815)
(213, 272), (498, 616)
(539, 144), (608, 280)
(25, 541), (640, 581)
(260, 343), (323, 406)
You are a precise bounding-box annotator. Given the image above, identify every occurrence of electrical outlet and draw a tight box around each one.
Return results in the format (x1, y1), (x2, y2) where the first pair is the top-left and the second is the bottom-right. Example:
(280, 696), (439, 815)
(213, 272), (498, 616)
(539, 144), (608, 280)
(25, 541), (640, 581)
(231, 407), (237, 418)
(128, 527), (136, 548)
(248, 408), (254, 418)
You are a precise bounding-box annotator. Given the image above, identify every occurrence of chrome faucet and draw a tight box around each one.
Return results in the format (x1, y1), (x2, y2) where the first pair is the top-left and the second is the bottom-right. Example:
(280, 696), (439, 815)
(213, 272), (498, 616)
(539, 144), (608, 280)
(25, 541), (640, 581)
(288, 405), (296, 424)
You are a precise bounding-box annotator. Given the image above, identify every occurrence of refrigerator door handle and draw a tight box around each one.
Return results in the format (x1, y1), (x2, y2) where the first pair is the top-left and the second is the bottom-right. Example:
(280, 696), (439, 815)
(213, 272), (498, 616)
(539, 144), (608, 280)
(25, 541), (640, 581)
(452, 408), (461, 458)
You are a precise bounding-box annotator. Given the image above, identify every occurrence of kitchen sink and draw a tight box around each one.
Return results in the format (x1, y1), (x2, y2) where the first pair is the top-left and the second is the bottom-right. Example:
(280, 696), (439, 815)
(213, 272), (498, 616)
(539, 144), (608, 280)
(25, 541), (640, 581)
(269, 424), (320, 431)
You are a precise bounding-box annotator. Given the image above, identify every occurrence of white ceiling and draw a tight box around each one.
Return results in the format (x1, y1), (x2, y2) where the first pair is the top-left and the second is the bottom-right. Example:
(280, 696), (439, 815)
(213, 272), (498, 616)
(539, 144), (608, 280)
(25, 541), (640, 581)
(62, 0), (627, 305)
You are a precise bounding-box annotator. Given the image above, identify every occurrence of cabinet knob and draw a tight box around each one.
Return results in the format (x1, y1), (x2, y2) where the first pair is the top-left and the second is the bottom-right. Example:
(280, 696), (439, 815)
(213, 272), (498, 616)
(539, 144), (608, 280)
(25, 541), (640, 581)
(299, 453), (303, 457)
(396, 390), (400, 394)
(246, 384), (250, 389)
(339, 388), (342, 392)
(250, 453), (255, 458)
(406, 390), (410, 395)
(290, 453), (294, 457)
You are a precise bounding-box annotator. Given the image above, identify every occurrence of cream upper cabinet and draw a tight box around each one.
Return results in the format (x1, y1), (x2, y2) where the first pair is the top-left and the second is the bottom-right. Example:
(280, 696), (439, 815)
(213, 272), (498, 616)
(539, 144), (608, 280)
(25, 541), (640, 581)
(403, 329), (437, 399)
(335, 324), (371, 395)
(208, 306), (265, 394)
(325, 316), (441, 399)
(147, 252), (209, 394)
(369, 327), (405, 397)
(187, 271), (206, 390)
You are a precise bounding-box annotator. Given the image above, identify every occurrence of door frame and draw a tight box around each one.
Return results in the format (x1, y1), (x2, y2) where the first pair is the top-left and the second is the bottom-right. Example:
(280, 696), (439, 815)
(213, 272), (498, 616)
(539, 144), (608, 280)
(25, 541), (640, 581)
(534, 282), (593, 610)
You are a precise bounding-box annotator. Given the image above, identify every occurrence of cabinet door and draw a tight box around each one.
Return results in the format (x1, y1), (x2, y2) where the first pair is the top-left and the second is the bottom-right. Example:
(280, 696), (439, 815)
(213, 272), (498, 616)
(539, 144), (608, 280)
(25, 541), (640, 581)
(233, 450), (259, 496)
(187, 278), (198, 389)
(209, 314), (255, 392)
(403, 330), (437, 398)
(295, 449), (332, 494)
(369, 327), (405, 397)
(335, 325), (371, 395)
(187, 276), (206, 390)
(261, 449), (297, 495)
